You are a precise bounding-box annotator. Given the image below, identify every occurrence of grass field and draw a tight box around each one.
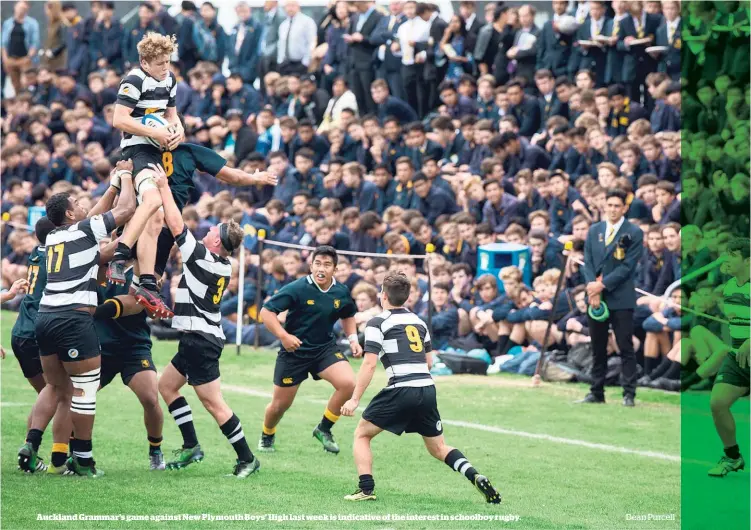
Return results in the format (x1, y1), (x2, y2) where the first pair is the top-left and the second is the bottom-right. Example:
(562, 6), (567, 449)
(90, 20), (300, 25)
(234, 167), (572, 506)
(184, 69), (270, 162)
(0, 311), (748, 529)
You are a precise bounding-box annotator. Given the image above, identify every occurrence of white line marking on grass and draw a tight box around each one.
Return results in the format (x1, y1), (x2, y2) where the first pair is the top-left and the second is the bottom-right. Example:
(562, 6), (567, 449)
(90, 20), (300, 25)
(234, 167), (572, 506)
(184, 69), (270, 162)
(222, 384), (680, 463)
(0, 402), (32, 407)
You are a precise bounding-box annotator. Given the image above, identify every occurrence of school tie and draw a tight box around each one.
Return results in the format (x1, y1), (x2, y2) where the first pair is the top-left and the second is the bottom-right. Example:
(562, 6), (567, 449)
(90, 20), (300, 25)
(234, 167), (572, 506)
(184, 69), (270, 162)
(605, 226), (615, 245)
(667, 23), (675, 43)
(635, 18), (644, 38)
(388, 15), (396, 31)
(612, 19), (620, 37)
(593, 20), (600, 36)
(235, 23), (246, 54)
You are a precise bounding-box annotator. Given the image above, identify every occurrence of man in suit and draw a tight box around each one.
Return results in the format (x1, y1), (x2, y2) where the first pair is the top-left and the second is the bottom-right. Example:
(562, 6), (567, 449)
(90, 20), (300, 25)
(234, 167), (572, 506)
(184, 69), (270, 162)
(537, 0), (573, 79)
(654, 0), (680, 81)
(414, 2), (448, 114)
(257, 1), (285, 93)
(371, 1), (406, 101)
(459, 1), (484, 57)
(570, 0), (610, 87)
(579, 189), (643, 407)
(618, 0), (662, 109)
(604, 0), (629, 86)
(228, 2), (261, 85)
(506, 4), (540, 90)
(344, 1), (384, 115)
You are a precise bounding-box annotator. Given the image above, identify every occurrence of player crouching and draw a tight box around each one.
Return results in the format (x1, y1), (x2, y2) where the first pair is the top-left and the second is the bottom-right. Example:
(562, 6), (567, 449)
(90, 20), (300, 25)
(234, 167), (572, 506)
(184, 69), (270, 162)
(341, 272), (502, 504)
(150, 165), (259, 478)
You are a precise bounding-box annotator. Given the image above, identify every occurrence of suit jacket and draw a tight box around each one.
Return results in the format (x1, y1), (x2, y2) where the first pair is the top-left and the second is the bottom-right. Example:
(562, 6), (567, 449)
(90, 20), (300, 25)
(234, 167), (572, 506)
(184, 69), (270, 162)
(571, 16), (611, 85)
(537, 20), (573, 77)
(582, 220), (644, 311)
(370, 14), (405, 73)
(348, 9), (385, 71)
(465, 15), (484, 56)
(511, 95), (542, 137)
(654, 20), (681, 80)
(512, 26), (541, 84)
(260, 8), (286, 60)
(415, 16), (448, 81)
(617, 13), (662, 81)
(228, 20), (262, 84)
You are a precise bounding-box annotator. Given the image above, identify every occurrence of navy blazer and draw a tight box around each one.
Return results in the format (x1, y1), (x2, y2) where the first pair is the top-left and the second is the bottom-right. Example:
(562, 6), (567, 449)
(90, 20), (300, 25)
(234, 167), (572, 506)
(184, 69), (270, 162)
(228, 20), (262, 84)
(370, 14), (404, 73)
(654, 20), (681, 80)
(617, 13), (662, 82)
(582, 219), (644, 311)
(537, 20), (573, 77)
(571, 16), (611, 86)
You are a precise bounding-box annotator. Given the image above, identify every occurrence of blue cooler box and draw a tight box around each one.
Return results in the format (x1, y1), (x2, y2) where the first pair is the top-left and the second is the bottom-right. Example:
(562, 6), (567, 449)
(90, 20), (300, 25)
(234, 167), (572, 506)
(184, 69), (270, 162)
(476, 243), (532, 292)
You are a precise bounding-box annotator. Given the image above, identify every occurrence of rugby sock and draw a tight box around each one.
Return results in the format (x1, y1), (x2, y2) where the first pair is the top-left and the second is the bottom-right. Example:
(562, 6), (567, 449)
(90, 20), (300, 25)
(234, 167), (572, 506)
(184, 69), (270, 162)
(318, 408), (340, 433)
(680, 372), (702, 391)
(26, 428), (43, 452)
(358, 474), (375, 494)
(112, 242), (131, 262)
(444, 449), (479, 483)
(644, 356), (659, 377)
(94, 298), (123, 320)
(262, 425), (276, 436)
(148, 436), (163, 455)
(51, 443), (68, 467)
(725, 444), (741, 460)
(496, 335), (509, 357)
(139, 274), (158, 292)
(663, 361), (682, 380)
(221, 414), (253, 462)
(168, 397), (198, 449)
(72, 438), (93, 467)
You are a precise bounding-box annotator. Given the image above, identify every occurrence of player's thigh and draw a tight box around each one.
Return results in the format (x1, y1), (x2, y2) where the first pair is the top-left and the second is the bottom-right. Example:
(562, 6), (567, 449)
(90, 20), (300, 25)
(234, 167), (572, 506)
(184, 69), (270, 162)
(98, 353), (123, 390)
(123, 353), (157, 393)
(10, 335), (43, 381)
(154, 227), (176, 276)
(40, 354), (70, 390)
(361, 387), (414, 436)
(273, 351), (312, 388)
(192, 377), (224, 407)
(159, 361), (187, 395)
(270, 383), (300, 410)
(713, 353), (751, 397)
(690, 325), (726, 352)
(313, 345), (352, 387)
(354, 418), (384, 439)
(710, 382), (750, 411)
(406, 385), (443, 438)
(35, 311), (100, 366)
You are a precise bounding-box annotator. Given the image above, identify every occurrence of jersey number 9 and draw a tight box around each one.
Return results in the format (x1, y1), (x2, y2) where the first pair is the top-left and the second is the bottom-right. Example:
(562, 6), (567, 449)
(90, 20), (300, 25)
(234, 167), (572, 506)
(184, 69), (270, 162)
(405, 325), (423, 353)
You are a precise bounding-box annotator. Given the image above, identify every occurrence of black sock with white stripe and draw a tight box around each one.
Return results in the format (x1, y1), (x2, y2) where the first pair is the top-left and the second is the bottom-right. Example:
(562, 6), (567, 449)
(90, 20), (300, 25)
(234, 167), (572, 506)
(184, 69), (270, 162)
(139, 274), (158, 292)
(72, 438), (93, 467)
(220, 413), (253, 463)
(112, 242), (131, 262)
(444, 448), (479, 483)
(168, 397), (198, 449)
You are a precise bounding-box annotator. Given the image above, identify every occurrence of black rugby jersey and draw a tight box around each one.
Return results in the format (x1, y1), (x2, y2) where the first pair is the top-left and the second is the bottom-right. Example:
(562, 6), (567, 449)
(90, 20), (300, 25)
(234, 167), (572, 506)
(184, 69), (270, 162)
(116, 68), (177, 148)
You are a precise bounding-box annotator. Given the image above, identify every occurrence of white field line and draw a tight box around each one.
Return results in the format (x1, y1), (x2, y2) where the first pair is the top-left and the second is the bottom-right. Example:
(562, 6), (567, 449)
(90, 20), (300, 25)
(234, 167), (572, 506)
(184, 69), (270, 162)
(221, 384), (681, 463)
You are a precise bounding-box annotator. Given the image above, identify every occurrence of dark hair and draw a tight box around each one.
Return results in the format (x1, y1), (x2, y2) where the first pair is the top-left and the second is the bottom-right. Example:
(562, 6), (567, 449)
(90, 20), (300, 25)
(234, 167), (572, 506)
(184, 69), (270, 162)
(382, 271), (411, 307)
(439, 80), (456, 94)
(295, 147), (315, 161)
(45, 193), (73, 227)
(607, 84), (627, 98)
(432, 282), (450, 293)
(311, 245), (338, 266)
(359, 211), (382, 232)
(6, 178), (23, 192)
(727, 238), (751, 260)
(35, 217), (57, 245)
(605, 188), (628, 204)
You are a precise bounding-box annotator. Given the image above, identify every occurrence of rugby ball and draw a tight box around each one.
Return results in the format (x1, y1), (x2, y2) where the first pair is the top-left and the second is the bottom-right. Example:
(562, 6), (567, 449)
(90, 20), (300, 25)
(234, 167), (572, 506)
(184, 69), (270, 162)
(140, 114), (169, 148)
(555, 15), (580, 35)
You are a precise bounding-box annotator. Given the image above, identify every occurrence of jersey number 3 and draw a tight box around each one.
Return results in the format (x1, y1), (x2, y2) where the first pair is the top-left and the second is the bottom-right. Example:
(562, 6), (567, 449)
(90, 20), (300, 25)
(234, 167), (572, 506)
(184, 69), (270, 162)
(46, 243), (65, 273)
(162, 152), (174, 177)
(213, 277), (226, 304)
(405, 325), (423, 353)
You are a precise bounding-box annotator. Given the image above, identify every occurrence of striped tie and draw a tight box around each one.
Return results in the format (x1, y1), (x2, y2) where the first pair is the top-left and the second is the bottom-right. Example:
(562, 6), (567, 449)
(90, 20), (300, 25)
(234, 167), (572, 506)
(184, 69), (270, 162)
(636, 19), (644, 38)
(606, 226), (615, 245)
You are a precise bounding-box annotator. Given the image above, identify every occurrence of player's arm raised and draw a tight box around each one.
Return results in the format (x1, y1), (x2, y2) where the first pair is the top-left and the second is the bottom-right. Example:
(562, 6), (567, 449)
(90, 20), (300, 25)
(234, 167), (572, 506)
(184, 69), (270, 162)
(150, 163), (184, 237)
(87, 159), (134, 218)
(98, 167), (137, 264)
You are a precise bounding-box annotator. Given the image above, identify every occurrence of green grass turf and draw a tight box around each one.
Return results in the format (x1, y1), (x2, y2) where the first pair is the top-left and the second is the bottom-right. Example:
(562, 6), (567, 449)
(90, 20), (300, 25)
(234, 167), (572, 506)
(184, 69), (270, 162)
(0, 310), (727, 529)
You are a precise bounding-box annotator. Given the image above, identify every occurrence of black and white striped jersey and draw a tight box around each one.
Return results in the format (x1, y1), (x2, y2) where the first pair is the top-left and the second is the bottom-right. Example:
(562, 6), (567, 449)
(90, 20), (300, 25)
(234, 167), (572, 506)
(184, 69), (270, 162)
(364, 308), (434, 388)
(39, 213), (117, 312)
(172, 226), (231, 348)
(116, 68), (177, 148)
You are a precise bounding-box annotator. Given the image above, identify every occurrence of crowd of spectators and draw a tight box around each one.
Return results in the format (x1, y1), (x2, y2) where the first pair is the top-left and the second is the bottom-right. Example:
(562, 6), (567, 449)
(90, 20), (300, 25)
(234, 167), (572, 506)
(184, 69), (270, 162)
(1, 0), (749, 391)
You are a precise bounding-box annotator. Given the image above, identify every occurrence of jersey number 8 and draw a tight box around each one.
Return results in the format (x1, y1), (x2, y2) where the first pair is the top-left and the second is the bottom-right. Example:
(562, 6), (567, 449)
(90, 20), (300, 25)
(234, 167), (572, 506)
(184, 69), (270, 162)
(162, 152), (174, 177)
(405, 325), (423, 353)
